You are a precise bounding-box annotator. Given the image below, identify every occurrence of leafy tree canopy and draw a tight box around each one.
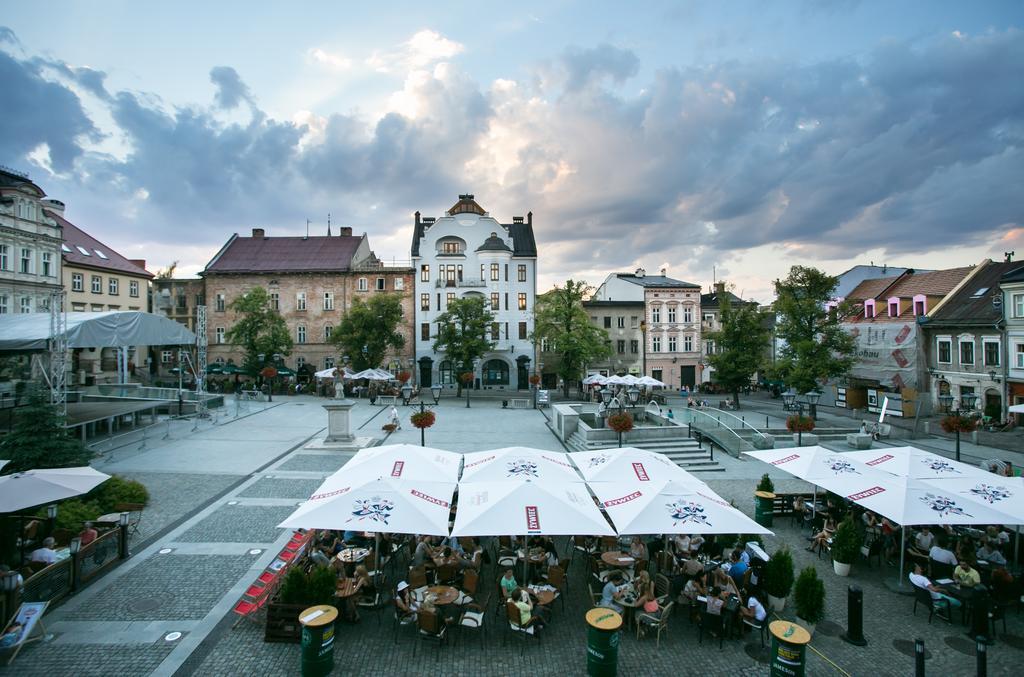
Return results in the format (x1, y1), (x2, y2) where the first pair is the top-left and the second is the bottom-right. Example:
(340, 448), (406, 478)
(331, 293), (406, 371)
(224, 287), (293, 375)
(706, 297), (771, 408)
(0, 388), (92, 473)
(432, 296), (495, 394)
(533, 280), (611, 397)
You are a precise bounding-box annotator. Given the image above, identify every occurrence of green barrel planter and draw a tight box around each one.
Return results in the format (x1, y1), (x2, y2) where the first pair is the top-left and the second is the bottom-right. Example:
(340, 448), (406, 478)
(769, 619), (810, 677)
(585, 607), (622, 676)
(299, 605), (338, 677)
(755, 490), (776, 528)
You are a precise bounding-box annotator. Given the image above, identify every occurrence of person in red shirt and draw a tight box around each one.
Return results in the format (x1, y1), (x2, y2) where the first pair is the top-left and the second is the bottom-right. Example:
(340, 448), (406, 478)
(78, 522), (99, 546)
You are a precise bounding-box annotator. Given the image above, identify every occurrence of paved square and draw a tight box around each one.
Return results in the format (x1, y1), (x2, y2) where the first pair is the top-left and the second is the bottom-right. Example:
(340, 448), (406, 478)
(277, 453), (349, 472)
(237, 477), (323, 499)
(6, 642), (175, 677)
(176, 505), (295, 544)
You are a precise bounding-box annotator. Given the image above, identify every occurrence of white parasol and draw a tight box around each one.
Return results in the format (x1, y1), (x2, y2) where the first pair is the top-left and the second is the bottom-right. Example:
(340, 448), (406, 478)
(459, 447), (582, 482)
(451, 480), (614, 537)
(842, 446), (995, 480)
(570, 447), (707, 486)
(0, 467), (111, 512)
(341, 444), (463, 483)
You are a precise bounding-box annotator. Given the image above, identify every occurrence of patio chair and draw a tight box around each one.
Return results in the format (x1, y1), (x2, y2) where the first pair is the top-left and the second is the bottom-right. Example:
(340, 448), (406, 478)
(636, 601), (673, 646)
(436, 563), (458, 586)
(413, 608), (448, 657)
(456, 569), (478, 606)
(699, 610), (725, 649)
(601, 536), (618, 552)
(656, 550), (676, 578)
(391, 595), (417, 644)
(929, 560), (954, 581)
(503, 599), (541, 652)
(546, 566), (567, 611)
(654, 573), (671, 600)
(457, 592), (489, 649)
(588, 582), (603, 607)
(861, 538), (883, 569)
(742, 614), (769, 647)
(911, 584), (950, 624)
(409, 566), (428, 591)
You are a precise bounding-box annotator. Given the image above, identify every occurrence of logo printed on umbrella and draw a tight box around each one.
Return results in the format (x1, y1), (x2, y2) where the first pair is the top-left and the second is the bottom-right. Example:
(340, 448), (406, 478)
(348, 496), (395, 525)
(507, 459), (539, 478)
(920, 493), (972, 518)
(588, 454), (610, 468)
(922, 458), (960, 474)
(632, 463), (650, 481)
(310, 486), (351, 501)
(410, 489), (450, 508)
(826, 457), (861, 475)
(771, 454), (799, 466)
(391, 461), (404, 477)
(603, 491), (642, 507)
(542, 455), (574, 469)
(464, 455), (495, 469)
(866, 454), (893, 466)
(666, 500), (711, 526)
(525, 506), (540, 531)
(967, 484), (1011, 504)
(848, 486), (885, 500)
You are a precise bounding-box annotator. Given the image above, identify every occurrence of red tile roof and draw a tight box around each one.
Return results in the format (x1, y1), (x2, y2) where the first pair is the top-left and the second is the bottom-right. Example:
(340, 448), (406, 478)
(47, 210), (153, 278)
(844, 266), (975, 323)
(204, 234), (363, 274)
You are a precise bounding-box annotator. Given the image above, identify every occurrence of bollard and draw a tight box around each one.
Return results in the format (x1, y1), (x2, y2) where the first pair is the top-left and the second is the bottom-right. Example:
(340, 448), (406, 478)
(163, 420), (172, 440)
(969, 585), (991, 645)
(688, 422), (692, 438)
(766, 415), (770, 429)
(914, 639), (925, 677)
(841, 585), (867, 646)
(976, 637), (987, 677)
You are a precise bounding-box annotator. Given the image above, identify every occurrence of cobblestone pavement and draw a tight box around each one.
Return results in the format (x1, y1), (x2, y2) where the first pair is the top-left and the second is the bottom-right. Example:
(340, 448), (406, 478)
(1, 643), (175, 676)
(237, 477), (324, 499)
(65, 554), (257, 621)
(277, 453), (350, 472)
(175, 505), (295, 543)
(120, 471), (244, 543)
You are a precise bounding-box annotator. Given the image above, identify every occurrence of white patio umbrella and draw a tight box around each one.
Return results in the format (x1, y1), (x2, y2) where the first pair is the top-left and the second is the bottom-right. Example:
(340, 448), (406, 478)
(341, 444), (462, 483)
(842, 446), (995, 480)
(0, 460), (8, 472)
(636, 376), (666, 387)
(459, 447), (581, 482)
(0, 466), (111, 512)
(278, 476), (455, 536)
(370, 369), (395, 380)
(582, 374), (608, 386)
(591, 480), (772, 536)
(743, 446), (881, 497)
(314, 367), (339, 379)
(604, 374), (632, 386)
(1008, 404), (1024, 414)
(923, 475), (1024, 565)
(570, 447), (708, 486)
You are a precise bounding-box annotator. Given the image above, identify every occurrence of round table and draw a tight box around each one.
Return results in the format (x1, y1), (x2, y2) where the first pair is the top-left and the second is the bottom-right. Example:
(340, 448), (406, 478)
(426, 585), (459, 606)
(530, 589), (556, 606)
(601, 551), (636, 568)
(336, 548), (369, 564)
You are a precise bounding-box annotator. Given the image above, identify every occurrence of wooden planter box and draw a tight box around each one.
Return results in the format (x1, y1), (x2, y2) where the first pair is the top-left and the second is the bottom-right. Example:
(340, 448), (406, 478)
(264, 601), (311, 643)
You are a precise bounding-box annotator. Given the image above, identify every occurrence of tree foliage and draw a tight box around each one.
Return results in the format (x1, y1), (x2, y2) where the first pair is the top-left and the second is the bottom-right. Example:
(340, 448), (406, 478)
(0, 387), (92, 473)
(773, 266), (856, 393)
(224, 287), (293, 375)
(533, 280), (611, 397)
(705, 298), (771, 409)
(432, 296), (495, 395)
(331, 293), (406, 371)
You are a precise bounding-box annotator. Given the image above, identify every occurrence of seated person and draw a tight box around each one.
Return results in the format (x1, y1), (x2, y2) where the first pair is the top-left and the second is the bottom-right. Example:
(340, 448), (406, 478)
(929, 538), (957, 566)
(740, 591), (768, 625)
(673, 534), (690, 559)
(500, 568), (519, 600)
(30, 537), (58, 565)
(977, 542), (1006, 566)
(511, 588), (547, 630)
(629, 536), (648, 561)
(0, 622), (22, 650)
(953, 559), (981, 588)
(728, 551), (749, 589)
(689, 535), (705, 557)
(793, 496), (807, 516)
(310, 547), (333, 568)
(735, 547), (751, 565)
(600, 572), (626, 613)
(542, 539), (560, 568)
(78, 521), (99, 546)
(682, 571), (707, 604)
(352, 564), (376, 601)
(705, 586), (725, 615)
(909, 563), (960, 611)
(713, 567), (741, 600)
(394, 581), (418, 618)
(412, 536), (434, 567)
(809, 518), (836, 555)
(913, 527), (935, 553)
(861, 510), (878, 531)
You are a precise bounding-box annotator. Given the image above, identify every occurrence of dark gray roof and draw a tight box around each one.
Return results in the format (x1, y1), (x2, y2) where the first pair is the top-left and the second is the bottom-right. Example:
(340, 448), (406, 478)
(618, 273), (700, 289)
(929, 261), (1024, 325)
(700, 290), (756, 309)
(411, 197), (537, 258)
(506, 221), (537, 257)
(583, 300), (645, 308)
(475, 232), (512, 253)
(0, 167), (45, 196)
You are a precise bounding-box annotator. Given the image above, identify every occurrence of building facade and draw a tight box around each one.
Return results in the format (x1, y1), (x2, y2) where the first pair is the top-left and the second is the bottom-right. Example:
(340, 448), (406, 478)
(581, 300), (645, 379)
(999, 265), (1024, 422)
(699, 282), (761, 385)
(411, 195), (537, 391)
(202, 227), (414, 376)
(0, 167), (63, 314)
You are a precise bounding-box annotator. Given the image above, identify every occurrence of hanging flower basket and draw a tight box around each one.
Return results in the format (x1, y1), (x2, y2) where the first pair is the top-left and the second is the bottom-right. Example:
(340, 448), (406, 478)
(529, 374), (541, 387)
(460, 372), (474, 385)
(396, 371), (412, 384)
(607, 412), (634, 434)
(940, 415), (977, 434)
(410, 410), (436, 429)
(260, 366), (278, 379)
(786, 415), (815, 433)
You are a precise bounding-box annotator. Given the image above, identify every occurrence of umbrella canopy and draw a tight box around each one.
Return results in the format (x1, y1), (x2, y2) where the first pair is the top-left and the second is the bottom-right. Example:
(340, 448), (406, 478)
(0, 467), (111, 513)
(451, 480), (614, 536)
(921, 476), (1024, 525)
(372, 369), (396, 380)
(205, 363), (223, 374)
(275, 366), (296, 377)
(603, 374), (632, 386)
(591, 480), (772, 536)
(1009, 404), (1024, 414)
(341, 444), (463, 483)
(636, 376), (666, 387)
(842, 446), (994, 480)
(278, 476), (455, 535)
(743, 447), (880, 494)
(0, 460), (8, 472)
(314, 367), (338, 379)
(220, 363), (243, 375)
(570, 447), (707, 486)
(582, 374), (608, 386)
(460, 447), (581, 482)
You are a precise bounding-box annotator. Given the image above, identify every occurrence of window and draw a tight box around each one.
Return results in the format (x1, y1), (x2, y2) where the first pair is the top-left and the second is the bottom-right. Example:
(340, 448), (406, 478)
(20, 248), (31, 273)
(668, 336), (677, 352)
(75, 245), (90, 257)
(482, 359), (509, 386)
(519, 321), (528, 340)
(71, 273), (84, 292)
(705, 341), (714, 355)
(324, 356), (335, 369)
(864, 299), (876, 319)
(1016, 344), (1024, 369)
(296, 357), (305, 368)
(293, 292), (306, 311)
(491, 292), (500, 310)
(937, 338), (952, 364)
(420, 293), (430, 311)
(518, 293), (527, 311)
(20, 297), (31, 313)
(91, 304), (103, 312)
(0, 295), (7, 314)
(161, 350), (173, 364)
(129, 280), (139, 297)
(108, 278), (119, 295)
(959, 340), (974, 365)
(357, 278), (368, 291)
(490, 322), (501, 341)
(480, 264), (485, 281)
(91, 275), (102, 293)
(683, 307), (693, 323)
(518, 264), (527, 282)
(376, 278), (385, 291)
(617, 340), (626, 354)
(446, 292), (456, 306)
(322, 291), (334, 310)
(490, 263), (499, 281)
(603, 316), (612, 329)
(421, 265), (430, 282)
(684, 335), (693, 352)
(652, 336), (661, 352)
(617, 317), (625, 329)
(216, 293), (226, 311)
(652, 306), (660, 323)
(394, 277), (404, 291)
(324, 325), (333, 341)
(297, 325), (306, 343)
(630, 316), (638, 329)
(984, 340), (1000, 366)
(442, 241), (462, 254)
(504, 293), (509, 310)
(630, 339), (638, 354)
(421, 323), (430, 341)
(41, 252), (52, 277)
(668, 307), (677, 323)
(0, 245), (7, 270)
(269, 292), (279, 310)
(540, 337), (551, 352)
(889, 300), (899, 317)
(94, 249), (108, 259)
(1015, 294), (1024, 318)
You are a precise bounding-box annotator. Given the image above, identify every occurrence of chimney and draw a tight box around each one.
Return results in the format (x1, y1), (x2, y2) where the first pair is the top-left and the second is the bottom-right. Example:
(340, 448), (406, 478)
(527, 211), (533, 226)
(660, 267), (667, 277)
(714, 281), (726, 294)
(338, 226), (353, 237)
(129, 259), (148, 272)
(635, 268), (646, 278)
(252, 227), (265, 238)
(415, 211), (421, 228)
(513, 216), (524, 224)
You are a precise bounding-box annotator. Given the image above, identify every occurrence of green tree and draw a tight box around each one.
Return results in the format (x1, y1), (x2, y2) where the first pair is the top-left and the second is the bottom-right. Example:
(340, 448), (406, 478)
(533, 280), (611, 398)
(0, 387), (92, 473)
(224, 287), (293, 376)
(331, 294), (406, 371)
(706, 298), (771, 409)
(432, 296), (495, 395)
(773, 266), (856, 410)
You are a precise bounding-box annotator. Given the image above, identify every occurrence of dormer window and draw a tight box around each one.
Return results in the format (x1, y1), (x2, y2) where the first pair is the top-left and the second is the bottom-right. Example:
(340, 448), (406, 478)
(887, 297), (901, 317)
(913, 294), (927, 316)
(436, 236), (466, 256)
(864, 299), (876, 319)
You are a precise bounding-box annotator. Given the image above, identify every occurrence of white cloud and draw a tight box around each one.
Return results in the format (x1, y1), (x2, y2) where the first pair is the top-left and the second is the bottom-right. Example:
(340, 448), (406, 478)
(367, 29), (464, 73)
(306, 47), (353, 71)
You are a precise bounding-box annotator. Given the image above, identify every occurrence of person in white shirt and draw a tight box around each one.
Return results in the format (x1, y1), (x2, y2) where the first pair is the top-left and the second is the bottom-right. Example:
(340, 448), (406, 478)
(29, 537), (58, 565)
(740, 593), (768, 623)
(909, 563), (960, 610)
(689, 535), (705, 556)
(976, 543), (1006, 566)
(913, 527), (935, 552)
(674, 534), (690, 558)
(929, 541), (957, 566)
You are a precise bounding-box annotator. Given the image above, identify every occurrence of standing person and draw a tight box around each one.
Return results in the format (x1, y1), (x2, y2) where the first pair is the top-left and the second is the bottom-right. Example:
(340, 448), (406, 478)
(389, 405), (401, 430)
(666, 409), (674, 420)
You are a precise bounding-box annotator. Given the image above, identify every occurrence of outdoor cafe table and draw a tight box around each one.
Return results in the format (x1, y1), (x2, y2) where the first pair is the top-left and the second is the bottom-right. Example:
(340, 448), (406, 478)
(526, 585), (556, 607)
(335, 578), (360, 622)
(601, 551), (636, 569)
(336, 547), (369, 564)
(426, 585), (460, 606)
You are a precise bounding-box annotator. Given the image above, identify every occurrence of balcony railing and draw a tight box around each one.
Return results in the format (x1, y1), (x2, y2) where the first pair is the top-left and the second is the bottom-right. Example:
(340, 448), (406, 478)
(434, 278), (488, 289)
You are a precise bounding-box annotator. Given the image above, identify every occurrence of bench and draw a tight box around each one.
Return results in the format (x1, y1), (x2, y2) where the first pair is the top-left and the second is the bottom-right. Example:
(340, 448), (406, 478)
(509, 399), (530, 409)
(377, 395), (397, 406)
(846, 433), (874, 449)
(771, 492), (817, 518)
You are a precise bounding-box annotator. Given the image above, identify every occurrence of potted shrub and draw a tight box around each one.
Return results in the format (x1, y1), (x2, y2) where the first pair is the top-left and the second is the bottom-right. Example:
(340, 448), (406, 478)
(794, 566), (826, 636)
(756, 473), (775, 494)
(830, 518), (860, 576)
(940, 414), (978, 434)
(754, 473), (776, 527)
(786, 415), (817, 446)
(763, 545), (795, 611)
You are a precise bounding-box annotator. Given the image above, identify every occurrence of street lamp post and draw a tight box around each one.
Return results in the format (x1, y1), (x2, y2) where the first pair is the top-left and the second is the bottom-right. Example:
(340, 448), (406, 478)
(640, 320), (647, 377)
(401, 383), (412, 405)
(805, 390), (821, 421)
(781, 389), (805, 446)
(938, 391), (979, 462)
(431, 383), (442, 405)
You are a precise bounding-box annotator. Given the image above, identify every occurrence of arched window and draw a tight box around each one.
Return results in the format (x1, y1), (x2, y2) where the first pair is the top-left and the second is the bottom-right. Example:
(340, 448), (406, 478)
(482, 359), (509, 386)
(438, 360), (455, 384)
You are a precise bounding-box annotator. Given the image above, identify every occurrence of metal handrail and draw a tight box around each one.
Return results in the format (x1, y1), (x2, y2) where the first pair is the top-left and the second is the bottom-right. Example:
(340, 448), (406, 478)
(697, 406), (773, 446)
(674, 408), (764, 456)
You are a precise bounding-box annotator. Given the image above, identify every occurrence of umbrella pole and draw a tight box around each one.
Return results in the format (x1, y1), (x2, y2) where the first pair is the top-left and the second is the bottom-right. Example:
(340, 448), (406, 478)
(897, 528), (906, 590)
(1016, 526), (1020, 568)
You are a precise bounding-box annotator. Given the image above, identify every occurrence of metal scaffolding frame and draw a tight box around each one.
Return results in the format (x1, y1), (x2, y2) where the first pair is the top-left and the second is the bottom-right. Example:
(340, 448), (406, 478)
(49, 290), (68, 415)
(195, 304), (208, 418)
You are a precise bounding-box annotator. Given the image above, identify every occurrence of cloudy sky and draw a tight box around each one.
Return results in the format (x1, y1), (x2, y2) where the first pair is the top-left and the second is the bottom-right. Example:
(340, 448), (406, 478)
(2, 1), (1022, 302)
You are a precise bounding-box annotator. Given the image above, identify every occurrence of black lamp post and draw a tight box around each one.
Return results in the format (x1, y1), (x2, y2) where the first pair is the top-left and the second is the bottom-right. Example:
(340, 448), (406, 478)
(118, 511), (130, 559)
(640, 321), (647, 376)
(431, 383), (442, 405)
(939, 391), (979, 462)
(805, 390), (821, 421)
(401, 383), (412, 405)
(69, 536), (82, 592)
(46, 503), (58, 539)
(782, 389), (805, 446)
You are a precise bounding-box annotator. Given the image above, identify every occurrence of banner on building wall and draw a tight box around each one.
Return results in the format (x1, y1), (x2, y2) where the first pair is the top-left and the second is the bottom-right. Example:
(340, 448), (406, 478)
(843, 322), (918, 391)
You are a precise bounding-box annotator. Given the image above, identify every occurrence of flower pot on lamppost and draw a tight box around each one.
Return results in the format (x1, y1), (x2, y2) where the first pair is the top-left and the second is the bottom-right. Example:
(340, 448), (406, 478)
(938, 391), (979, 462)
(410, 408), (436, 447)
(461, 372), (474, 408)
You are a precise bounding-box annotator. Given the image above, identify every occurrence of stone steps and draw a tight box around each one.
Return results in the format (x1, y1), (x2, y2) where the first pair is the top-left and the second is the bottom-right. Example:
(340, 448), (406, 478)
(565, 431), (724, 473)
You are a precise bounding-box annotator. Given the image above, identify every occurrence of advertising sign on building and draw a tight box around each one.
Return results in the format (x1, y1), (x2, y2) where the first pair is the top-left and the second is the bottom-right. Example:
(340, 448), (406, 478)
(843, 322), (918, 391)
